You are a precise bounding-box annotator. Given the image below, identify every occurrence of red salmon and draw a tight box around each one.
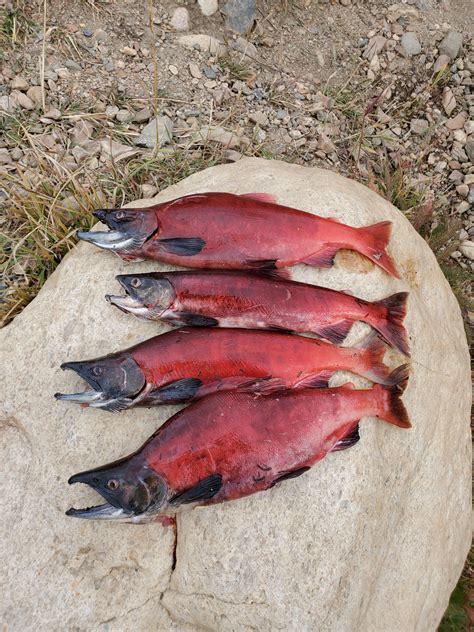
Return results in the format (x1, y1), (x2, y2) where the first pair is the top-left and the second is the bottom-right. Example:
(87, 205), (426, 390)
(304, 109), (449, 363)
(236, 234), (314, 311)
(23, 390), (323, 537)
(107, 270), (409, 356)
(66, 372), (410, 522)
(77, 192), (400, 277)
(55, 327), (407, 412)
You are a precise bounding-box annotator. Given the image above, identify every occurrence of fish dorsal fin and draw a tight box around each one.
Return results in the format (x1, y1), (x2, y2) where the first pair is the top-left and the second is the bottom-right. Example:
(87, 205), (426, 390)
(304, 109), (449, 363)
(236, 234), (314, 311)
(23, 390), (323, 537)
(240, 192), (277, 204)
(165, 194), (209, 209)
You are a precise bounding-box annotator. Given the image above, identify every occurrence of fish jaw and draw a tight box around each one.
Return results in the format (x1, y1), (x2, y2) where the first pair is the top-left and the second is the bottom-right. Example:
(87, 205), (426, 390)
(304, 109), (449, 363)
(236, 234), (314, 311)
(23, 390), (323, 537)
(55, 358), (145, 412)
(66, 458), (168, 521)
(105, 293), (150, 318)
(77, 229), (147, 253)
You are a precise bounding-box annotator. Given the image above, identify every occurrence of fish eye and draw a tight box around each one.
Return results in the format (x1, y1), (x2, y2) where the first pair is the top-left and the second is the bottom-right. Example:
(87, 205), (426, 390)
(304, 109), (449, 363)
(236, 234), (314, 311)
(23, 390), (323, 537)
(107, 479), (120, 490)
(131, 277), (142, 288)
(92, 366), (103, 377)
(115, 211), (126, 220)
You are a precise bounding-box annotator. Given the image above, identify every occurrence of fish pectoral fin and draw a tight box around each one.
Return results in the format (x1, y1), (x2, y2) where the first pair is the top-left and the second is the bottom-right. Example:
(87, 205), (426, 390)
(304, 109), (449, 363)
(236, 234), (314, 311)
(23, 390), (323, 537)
(174, 312), (219, 327)
(270, 466), (311, 488)
(169, 474), (223, 506)
(314, 320), (353, 344)
(149, 378), (203, 403)
(293, 371), (333, 389)
(303, 244), (339, 268)
(239, 192), (277, 204)
(158, 237), (205, 256)
(250, 268), (291, 281)
(331, 424), (361, 452)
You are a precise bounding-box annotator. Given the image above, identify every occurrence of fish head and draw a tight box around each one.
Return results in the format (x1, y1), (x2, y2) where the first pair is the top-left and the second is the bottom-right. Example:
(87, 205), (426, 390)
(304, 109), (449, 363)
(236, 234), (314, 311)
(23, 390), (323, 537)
(77, 207), (158, 257)
(67, 456), (168, 522)
(55, 354), (146, 412)
(106, 274), (176, 320)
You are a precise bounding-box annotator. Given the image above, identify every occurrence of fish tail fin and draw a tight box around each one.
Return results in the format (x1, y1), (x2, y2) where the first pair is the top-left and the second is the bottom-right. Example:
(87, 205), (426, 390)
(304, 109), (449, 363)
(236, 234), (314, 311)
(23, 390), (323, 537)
(355, 331), (391, 385)
(372, 292), (410, 356)
(356, 221), (400, 278)
(375, 364), (411, 428)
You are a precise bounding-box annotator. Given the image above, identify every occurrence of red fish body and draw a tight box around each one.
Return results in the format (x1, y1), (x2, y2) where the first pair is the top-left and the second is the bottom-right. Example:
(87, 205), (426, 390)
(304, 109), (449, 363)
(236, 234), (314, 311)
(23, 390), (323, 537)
(109, 271), (409, 355)
(56, 328), (406, 411)
(79, 192), (400, 277)
(66, 378), (410, 522)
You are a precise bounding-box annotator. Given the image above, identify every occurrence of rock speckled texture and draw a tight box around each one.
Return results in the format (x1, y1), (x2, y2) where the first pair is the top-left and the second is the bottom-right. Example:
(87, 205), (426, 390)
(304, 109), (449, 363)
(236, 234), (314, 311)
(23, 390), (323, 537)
(1, 158), (471, 631)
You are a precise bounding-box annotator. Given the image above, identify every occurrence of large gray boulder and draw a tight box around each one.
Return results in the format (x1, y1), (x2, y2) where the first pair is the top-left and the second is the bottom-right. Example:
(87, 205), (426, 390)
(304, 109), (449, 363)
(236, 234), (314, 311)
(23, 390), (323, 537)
(1, 158), (471, 631)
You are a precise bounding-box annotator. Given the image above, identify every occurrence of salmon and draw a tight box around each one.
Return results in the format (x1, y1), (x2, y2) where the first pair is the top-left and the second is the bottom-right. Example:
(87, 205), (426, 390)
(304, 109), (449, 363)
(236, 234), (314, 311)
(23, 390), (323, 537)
(107, 270), (410, 356)
(77, 192), (400, 277)
(65, 372), (410, 522)
(54, 327), (407, 412)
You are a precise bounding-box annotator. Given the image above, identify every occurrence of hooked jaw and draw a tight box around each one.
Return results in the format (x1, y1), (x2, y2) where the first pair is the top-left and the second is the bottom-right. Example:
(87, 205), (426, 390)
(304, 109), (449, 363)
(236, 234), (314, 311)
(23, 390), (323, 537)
(66, 459), (167, 522)
(105, 275), (150, 317)
(54, 357), (146, 412)
(105, 274), (175, 320)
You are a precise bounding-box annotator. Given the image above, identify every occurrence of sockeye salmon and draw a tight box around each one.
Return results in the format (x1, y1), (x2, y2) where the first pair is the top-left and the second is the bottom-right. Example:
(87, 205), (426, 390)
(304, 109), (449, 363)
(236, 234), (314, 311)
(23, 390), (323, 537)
(55, 328), (407, 412)
(77, 192), (400, 277)
(107, 270), (410, 356)
(66, 371), (411, 522)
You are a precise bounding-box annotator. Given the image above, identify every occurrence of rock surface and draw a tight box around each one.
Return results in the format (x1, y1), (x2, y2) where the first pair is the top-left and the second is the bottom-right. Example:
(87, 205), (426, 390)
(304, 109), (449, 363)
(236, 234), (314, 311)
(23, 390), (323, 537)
(1, 158), (471, 631)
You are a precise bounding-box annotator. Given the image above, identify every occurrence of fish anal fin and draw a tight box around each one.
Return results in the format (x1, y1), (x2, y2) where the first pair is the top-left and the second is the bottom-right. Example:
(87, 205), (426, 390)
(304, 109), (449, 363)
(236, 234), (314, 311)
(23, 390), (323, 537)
(315, 320), (353, 344)
(332, 424), (360, 452)
(158, 237), (205, 256)
(149, 378), (202, 403)
(240, 192), (277, 204)
(303, 245), (339, 268)
(174, 312), (219, 327)
(270, 466), (311, 488)
(293, 371), (333, 389)
(170, 474), (223, 506)
(251, 268), (291, 281)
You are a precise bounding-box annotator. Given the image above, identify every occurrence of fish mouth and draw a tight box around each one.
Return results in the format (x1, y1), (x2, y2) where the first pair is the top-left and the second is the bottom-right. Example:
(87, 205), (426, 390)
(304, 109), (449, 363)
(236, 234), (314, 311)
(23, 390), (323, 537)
(77, 229), (147, 253)
(54, 360), (141, 412)
(65, 503), (132, 521)
(105, 291), (149, 318)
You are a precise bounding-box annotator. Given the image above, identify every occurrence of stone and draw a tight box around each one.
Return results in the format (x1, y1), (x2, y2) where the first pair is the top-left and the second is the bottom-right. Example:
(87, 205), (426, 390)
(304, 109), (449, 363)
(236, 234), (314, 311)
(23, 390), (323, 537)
(0, 148), (12, 164)
(1, 158), (470, 631)
(170, 7), (190, 31)
(134, 108), (152, 123)
(223, 0), (256, 34)
(10, 76), (29, 91)
(434, 54), (450, 72)
(249, 111), (268, 126)
(100, 138), (140, 162)
(70, 120), (94, 145)
(401, 32), (422, 56)
(459, 240), (474, 260)
(188, 62), (202, 79)
(198, 0), (219, 16)
(438, 31), (463, 60)
(42, 107), (61, 121)
(121, 46), (137, 56)
(446, 112), (466, 130)
(116, 109), (133, 123)
(140, 183), (158, 197)
(465, 139), (474, 164)
(134, 116), (174, 148)
(14, 91), (34, 110)
(456, 184), (469, 197)
(169, 64), (179, 76)
(192, 125), (249, 149)
(178, 34), (227, 57)
(363, 36), (386, 61)
(0, 95), (16, 113)
(410, 118), (429, 135)
(26, 86), (43, 108)
(105, 105), (119, 119)
(441, 87), (456, 116)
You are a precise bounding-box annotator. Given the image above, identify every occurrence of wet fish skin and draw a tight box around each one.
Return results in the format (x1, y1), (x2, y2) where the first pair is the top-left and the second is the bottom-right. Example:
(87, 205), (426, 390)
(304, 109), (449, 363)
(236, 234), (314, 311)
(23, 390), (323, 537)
(108, 270), (409, 356)
(78, 192), (400, 277)
(66, 373), (411, 522)
(55, 327), (407, 412)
